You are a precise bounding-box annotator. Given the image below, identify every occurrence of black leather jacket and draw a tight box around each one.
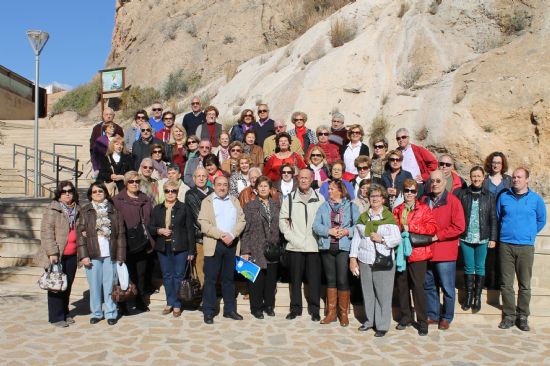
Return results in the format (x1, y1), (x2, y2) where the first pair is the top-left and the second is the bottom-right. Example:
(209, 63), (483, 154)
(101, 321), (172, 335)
(184, 187), (213, 244)
(149, 201), (195, 254)
(456, 186), (497, 242)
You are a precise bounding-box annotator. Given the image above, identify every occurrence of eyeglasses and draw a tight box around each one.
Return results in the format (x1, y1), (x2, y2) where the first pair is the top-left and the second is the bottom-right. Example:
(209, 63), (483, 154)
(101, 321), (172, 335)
(152, 150), (163, 154)
(191, 102), (200, 105)
(152, 108), (163, 112)
(389, 158), (401, 162)
(164, 189), (179, 194)
(199, 146), (210, 150)
(350, 131), (361, 135)
(396, 135), (409, 141)
(281, 170), (293, 175)
(275, 125), (285, 130)
(142, 166), (153, 170)
(431, 179), (443, 184)
(187, 140), (198, 145)
(293, 118), (304, 122)
(136, 116), (147, 120)
(374, 144), (385, 149)
(403, 188), (417, 194)
(318, 132), (329, 136)
(164, 118), (174, 121)
(92, 189), (104, 194)
(369, 194), (382, 198)
(331, 120), (342, 124)
(61, 188), (74, 194)
(439, 162), (453, 167)
(310, 153), (323, 158)
(492, 161), (502, 165)
(141, 128), (151, 132)
(127, 179), (141, 184)
(231, 148), (242, 152)
(244, 114), (253, 117)
(357, 166), (369, 171)
(258, 109), (268, 113)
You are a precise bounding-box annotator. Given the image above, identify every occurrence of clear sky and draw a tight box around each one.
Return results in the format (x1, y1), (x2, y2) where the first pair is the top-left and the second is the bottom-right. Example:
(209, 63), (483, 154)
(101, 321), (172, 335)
(1, 1), (115, 89)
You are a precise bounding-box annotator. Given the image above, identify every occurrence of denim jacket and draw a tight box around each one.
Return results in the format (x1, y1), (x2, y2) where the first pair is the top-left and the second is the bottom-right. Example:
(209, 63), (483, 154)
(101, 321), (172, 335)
(312, 200), (360, 251)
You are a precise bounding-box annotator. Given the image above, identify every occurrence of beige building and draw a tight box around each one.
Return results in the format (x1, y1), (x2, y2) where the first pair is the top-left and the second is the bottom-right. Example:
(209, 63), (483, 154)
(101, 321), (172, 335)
(0, 65), (46, 120)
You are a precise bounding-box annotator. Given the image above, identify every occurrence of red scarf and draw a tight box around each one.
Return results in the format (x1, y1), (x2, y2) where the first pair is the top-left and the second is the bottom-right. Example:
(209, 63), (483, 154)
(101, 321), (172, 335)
(295, 126), (306, 149)
(207, 123), (216, 146)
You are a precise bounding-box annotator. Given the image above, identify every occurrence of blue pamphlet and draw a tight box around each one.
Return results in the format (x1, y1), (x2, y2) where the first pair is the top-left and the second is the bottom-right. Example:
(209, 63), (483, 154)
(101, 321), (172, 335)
(235, 257), (260, 283)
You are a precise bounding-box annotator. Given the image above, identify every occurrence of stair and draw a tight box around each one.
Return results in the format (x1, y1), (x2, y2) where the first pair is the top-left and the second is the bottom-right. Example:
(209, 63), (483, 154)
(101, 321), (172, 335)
(0, 168), (27, 198)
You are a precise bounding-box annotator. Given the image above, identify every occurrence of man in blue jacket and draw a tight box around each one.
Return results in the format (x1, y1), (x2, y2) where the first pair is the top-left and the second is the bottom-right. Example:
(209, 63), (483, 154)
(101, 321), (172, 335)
(496, 167), (546, 331)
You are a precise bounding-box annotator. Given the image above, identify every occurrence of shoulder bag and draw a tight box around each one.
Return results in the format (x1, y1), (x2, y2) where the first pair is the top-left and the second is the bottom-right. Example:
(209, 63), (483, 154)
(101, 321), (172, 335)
(372, 244), (393, 271)
(38, 263), (68, 292)
(126, 205), (149, 254)
(104, 156), (119, 197)
(178, 260), (202, 305)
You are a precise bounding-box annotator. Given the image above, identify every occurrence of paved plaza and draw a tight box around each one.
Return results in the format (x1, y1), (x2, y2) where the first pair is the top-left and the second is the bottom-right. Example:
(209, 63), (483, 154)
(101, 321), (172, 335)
(1, 284), (550, 366)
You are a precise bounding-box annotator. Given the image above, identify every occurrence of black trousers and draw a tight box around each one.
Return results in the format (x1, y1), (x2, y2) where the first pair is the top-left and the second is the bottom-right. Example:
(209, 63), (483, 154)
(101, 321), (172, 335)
(248, 263), (278, 312)
(320, 250), (350, 290)
(203, 241), (237, 316)
(127, 249), (149, 305)
(47, 255), (77, 323)
(287, 251), (321, 315)
(395, 260), (428, 329)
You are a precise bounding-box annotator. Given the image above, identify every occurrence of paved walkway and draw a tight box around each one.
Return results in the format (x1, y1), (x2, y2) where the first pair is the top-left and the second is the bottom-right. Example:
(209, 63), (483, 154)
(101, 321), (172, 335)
(1, 288), (550, 365)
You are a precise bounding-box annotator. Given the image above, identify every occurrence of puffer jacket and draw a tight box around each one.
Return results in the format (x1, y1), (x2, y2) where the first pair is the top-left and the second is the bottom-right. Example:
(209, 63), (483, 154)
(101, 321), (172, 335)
(393, 200), (438, 262)
(76, 202), (126, 262)
(456, 186), (497, 242)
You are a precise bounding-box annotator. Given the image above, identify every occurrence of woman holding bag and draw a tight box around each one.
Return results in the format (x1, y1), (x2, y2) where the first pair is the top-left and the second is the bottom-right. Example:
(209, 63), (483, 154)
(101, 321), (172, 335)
(393, 179), (438, 336)
(150, 180), (195, 317)
(38, 181), (80, 328)
(98, 136), (134, 195)
(77, 182), (126, 325)
(349, 184), (401, 337)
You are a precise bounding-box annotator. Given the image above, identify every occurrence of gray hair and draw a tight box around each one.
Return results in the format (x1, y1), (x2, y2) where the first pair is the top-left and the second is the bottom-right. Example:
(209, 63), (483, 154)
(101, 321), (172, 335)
(248, 167), (262, 177)
(332, 112), (345, 122)
(291, 111), (308, 122)
(395, 128), (409, 137)
(316, 125), (330, 134)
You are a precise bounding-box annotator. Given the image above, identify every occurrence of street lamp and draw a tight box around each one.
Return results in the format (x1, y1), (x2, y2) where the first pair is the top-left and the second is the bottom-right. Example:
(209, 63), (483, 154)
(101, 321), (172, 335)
(26, 30), (49, 197)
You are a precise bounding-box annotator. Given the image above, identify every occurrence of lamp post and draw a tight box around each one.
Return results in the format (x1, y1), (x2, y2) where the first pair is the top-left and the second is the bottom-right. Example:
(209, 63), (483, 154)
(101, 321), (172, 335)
(26, 30), (49, 197)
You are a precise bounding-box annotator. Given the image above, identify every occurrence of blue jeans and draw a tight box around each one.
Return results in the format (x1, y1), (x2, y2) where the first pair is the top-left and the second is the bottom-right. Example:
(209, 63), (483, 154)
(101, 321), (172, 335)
(424, 261), (456, 323)
(203, 241), (237, 316)
(460, 241), (488, 275)
(157, 244), (188, 309)
(85, 257), (117, 320)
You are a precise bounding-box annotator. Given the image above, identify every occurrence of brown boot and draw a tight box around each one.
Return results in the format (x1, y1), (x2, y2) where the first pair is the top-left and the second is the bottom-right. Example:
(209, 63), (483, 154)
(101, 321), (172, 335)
(337, 290), (350, 327)
(320, 288), (337, 324)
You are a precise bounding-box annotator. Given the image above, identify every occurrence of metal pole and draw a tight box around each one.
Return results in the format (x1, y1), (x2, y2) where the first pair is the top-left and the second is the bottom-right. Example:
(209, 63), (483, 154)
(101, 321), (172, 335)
(56, 155), (60, 188)
(74, 159), (79, 190)
(34, 54), (40, 197)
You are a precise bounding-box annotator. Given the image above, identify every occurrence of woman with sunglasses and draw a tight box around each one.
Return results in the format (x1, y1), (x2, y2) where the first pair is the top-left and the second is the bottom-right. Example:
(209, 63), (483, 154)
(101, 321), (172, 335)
(203, 154), (224, 186)
(138, 158), (159, 204)
(382, 150), (413, 209)
(229, 155), (252, 197)
(113, 171), (154, 312)
(393, 179), (438, 336)
(341, 124), (369, 178)
(273, 163), (298, 200)
(124, 110), (149, 153)
(214, 131), (231, 166)
(287, 111), (317, 153)
(98, 136), (134, 193)
(150, 180), (195, 318)
(185, 135), (200, 156)
(150, 143), (168, 180)
(167, 124), (188, 175)
(370, 136), (388, 179)
(319, 160), (355, 201)
(307, 147), (329, 189)
(263, 132), (306, 182)
(230, 109), (256, 142)
(221, 141), (244, 174)
(243, 130), (264, 170)
(38, 181), (80, 327)
(306, 125), (341, 165)
(77, 182), (126, 325)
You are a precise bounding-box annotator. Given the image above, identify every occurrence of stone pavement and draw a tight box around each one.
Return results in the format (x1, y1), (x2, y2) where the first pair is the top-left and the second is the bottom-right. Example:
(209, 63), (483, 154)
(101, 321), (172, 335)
(1, 287), (550, 366)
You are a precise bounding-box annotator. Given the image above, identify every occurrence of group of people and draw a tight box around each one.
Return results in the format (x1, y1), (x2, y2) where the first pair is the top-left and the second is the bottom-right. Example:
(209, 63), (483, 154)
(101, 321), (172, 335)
(40, 98), (546, 337)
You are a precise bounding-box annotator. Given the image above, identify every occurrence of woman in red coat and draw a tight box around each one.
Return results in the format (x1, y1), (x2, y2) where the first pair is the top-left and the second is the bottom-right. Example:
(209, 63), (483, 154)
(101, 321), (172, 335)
(393, 178), (438, 336)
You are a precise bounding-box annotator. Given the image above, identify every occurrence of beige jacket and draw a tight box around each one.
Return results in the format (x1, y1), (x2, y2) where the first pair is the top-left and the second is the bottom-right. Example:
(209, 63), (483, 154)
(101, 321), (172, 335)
(198, 194), (246, 257)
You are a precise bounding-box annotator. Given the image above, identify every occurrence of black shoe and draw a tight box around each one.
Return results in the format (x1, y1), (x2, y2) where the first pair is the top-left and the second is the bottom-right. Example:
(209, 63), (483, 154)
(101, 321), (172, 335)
(286, 312), (300, 320)
(498, 318), (514, 329)
(374, 330), (387, 337)
(358, 324), (372, 332)
(396, 323), (411, 330)
(135, 302), (150, 312)
(118, 303), (129, 316)
(204, 315), (214, 324)
(89, 317), (102, 325)
(223, 311), (243, 320)
(264, 307), (275, 317)
(418, 326), (428, 336)
(516, 317), (530, 331)
(311, 314), (321, 322)
(107, 319), (117, 326)
(251, 310), (264, 319)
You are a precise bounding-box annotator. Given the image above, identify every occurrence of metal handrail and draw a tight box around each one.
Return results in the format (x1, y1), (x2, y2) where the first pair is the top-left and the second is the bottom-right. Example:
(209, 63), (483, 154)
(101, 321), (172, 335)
(52, 143), (81, 172)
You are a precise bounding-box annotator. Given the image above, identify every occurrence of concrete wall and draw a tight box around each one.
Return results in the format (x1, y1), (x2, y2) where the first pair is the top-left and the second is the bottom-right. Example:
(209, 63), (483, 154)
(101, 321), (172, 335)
(0, 88), (34, 120)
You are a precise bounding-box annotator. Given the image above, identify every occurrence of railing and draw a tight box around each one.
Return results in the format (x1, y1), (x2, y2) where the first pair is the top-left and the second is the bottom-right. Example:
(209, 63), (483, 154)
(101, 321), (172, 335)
(12, 143), (83, 196)
(52, 143), (81, 172)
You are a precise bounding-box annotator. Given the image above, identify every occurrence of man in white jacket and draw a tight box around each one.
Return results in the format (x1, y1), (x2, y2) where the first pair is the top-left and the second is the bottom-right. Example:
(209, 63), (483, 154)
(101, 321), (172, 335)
(279, 169), (325, 321)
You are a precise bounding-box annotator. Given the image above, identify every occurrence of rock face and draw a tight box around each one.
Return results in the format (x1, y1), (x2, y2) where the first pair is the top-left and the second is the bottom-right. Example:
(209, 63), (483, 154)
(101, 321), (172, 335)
(203, 0), (549, 196)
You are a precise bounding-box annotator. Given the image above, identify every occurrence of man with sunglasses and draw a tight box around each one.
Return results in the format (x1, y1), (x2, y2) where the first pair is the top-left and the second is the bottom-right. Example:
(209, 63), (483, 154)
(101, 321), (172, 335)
(421, 169), (465, 331)
(395, 128), (437, 183)
(132, 121), (164, 170)
(424, 154), (467, 195)
(183, 139), (212, 187)
(252, 103), (275, 147)
(89, 107), (124, 158)
(149, 102), (164, 133)
(124, 110), (148, 153)
(263, 120), (304, 158)
(182, 97), (205, 136)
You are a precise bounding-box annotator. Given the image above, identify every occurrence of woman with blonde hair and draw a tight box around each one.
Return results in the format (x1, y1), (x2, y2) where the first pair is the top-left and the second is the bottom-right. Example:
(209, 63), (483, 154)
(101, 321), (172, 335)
(307, 146), (329, 189)
(229, 154), (253, 197)
(168, 124), (188, 174)
(214, 131), (231, 165)
(98, 135), (134, 192)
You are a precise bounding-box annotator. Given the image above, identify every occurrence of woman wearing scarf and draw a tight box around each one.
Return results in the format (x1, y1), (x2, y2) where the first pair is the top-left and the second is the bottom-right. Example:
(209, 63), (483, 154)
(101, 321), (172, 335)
(77, 182), (126, 325)
(229, 155), (252, 198)
(221, 141), (244, 174)
(350, 184), (401, 337)
(150, 143), (169, 180)
(243, 130), (264, 170)
(307, 146), (329, 190)
(38, 181), (80, 327)
(288, 111), (317, 153)
(393, 179), (438, 336)
(313, 180), (359, 326)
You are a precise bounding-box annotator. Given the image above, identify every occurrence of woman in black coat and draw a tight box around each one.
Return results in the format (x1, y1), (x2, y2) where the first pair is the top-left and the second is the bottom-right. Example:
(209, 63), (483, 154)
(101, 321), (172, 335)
(240, 176), (281, 319)
(381, 149), (413, 209)
(98, 136), (134, 192)
(149, 180), (195, 317)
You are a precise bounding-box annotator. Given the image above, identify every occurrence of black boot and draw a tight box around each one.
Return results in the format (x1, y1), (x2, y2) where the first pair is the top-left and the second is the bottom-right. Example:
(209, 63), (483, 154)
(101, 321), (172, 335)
(461, 274), (475, 311)
(471, 275), (484, 313)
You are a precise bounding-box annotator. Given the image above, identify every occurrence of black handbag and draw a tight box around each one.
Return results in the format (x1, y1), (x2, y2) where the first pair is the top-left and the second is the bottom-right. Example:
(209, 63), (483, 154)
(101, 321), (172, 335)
(371, 244), (393, 271)
(127, 206), (149, 254)
(264, 243), (284, 262)
(178, 260), (202, 305)
(409, 233), (433, 247)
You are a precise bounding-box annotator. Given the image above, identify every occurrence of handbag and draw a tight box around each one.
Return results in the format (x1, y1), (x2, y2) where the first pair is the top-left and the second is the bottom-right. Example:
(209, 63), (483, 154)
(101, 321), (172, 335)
(409, 232), (433, 247)
(178, 260), (202, 304)
(126, 205), (149, 254)
(38, 263), (68, 292)
(371, 244), (393, 271)
(111, 281), (138, 302)
(104, 156), (119, 197)
(264, 243), (284, 262)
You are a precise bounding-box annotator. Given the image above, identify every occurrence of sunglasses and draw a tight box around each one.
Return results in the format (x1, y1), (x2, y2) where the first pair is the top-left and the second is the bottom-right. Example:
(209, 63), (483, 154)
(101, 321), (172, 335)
(141, 128), (151, 132)
(431, 179), (443, 184)
(164, 118), (174, 121)
(164, 189), (178, 194)
(439, 162), (453, 167)
(281, 171), (293, 175)
(318, 132), (329, 136)
(293, 118), (304, 122)
(258, 109), (268, 113)
(128, 179), (141, 184)
(199, 146), (210, 149)
(61, 188), (74, 194)
(152, 150), (163, 154)
(396, 136), (408, 141)
(389, 158), (401, 162)
(142, 166), (154, 170)
(231, 148), (242, 152)
(191, 102), (200, 105)
(244, 114), (253, 117)
(136, 116), (147, 120)
(403, 188), (417, 194)
(152, 108), (163, 112)
(350, 131), (361, 135)
(187, 140), (198, 145)
(374, 144), (385, 149)
(92, 189), (104, 194)
(357, 166), (369, 171)
(310, 153), (323, 157)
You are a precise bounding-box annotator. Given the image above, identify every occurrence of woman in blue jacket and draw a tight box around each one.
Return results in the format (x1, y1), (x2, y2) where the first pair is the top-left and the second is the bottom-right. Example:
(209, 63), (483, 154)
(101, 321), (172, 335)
(313, 179), (359, 327)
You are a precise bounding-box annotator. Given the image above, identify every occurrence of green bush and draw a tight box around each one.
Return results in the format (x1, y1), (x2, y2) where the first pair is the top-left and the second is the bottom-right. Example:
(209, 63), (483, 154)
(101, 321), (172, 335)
(51, 79), (100, 116)
(121, 86), (161, 120)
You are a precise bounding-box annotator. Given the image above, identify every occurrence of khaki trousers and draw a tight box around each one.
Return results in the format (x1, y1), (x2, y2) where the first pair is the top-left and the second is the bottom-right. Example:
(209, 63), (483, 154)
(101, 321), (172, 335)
(195, 243), (205, 287)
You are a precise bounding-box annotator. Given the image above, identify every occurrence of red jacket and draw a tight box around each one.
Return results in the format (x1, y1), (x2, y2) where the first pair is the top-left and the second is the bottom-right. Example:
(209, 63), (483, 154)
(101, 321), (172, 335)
(393, 200), (438, 263)
(305, 142), (341, 164)
(155, 128), (172, 143)
(411, 144), (438, 182)
(422, 191), (465, 262)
